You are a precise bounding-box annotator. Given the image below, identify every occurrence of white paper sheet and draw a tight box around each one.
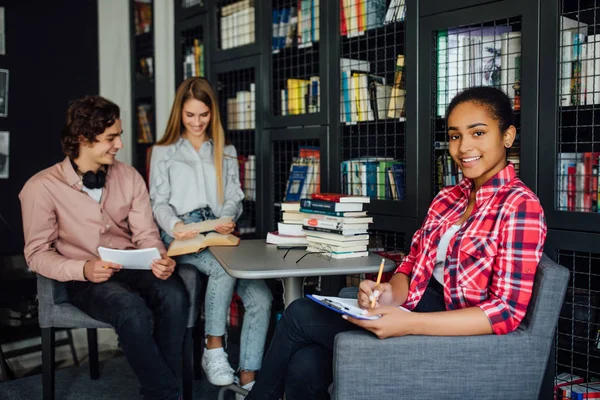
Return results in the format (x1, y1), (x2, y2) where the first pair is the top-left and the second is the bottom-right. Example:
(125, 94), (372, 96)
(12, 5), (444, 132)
(97, 247), (161, 270)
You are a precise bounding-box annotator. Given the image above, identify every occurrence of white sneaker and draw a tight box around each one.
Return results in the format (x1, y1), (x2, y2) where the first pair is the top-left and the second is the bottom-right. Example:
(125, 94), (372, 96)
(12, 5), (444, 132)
(235, 380), (255, 400)
(201, 348), (235, 386)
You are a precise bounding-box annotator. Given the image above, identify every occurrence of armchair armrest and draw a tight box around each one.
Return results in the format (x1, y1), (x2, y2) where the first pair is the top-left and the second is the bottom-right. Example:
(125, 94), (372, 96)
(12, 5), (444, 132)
(332, 330), (543, 400)
(36, 274), (70, 306)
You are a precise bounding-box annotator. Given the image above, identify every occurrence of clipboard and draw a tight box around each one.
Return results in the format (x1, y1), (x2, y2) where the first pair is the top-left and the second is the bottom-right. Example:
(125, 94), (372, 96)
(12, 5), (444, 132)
(307, 294), (380, 320)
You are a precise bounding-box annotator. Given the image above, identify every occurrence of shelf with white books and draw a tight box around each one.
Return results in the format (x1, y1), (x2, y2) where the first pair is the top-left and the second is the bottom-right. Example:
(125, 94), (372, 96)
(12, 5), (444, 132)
(217, 0), (256, 51)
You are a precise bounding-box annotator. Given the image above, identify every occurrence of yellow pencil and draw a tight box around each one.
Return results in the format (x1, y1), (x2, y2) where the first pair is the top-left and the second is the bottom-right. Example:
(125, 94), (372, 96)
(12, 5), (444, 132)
(370, 258), (385, 309)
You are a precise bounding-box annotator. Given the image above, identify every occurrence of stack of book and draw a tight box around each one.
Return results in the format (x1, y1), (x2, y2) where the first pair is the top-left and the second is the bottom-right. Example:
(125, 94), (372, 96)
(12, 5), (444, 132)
(300, 193), (372, 259)
(266, 202), (308, 245)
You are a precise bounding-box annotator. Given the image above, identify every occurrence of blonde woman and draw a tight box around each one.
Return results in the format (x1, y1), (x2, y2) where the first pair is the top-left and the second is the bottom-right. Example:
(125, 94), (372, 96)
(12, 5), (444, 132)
(150, 77), (271, 393)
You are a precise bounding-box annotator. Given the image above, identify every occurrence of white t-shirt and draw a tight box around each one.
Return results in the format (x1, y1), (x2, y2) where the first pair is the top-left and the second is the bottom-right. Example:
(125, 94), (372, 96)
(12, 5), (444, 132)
(82, 186), (103, 203)
(432, 224), (462, 285)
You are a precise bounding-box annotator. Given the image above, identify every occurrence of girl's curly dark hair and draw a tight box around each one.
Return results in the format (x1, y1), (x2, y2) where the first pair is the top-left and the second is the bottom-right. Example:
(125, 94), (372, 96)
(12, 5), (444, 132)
(61, 96), (120, 158)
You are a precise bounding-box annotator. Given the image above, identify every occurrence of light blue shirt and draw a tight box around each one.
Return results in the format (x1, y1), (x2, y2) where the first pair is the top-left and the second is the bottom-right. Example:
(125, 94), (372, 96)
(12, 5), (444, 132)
(149, 137), (245, 235)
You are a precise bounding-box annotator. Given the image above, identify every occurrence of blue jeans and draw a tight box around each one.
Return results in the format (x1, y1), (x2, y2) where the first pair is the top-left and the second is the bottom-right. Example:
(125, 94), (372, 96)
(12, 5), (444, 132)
(67, 270), (188, 400)
(247, 279), (446, 400)
(161, 207), (272, 371)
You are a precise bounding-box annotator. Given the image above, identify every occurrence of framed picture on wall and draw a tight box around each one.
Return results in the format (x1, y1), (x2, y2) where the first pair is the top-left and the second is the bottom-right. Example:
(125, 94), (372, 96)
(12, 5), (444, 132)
(0, 69), (8, 117)
(0, 131), (8, 179)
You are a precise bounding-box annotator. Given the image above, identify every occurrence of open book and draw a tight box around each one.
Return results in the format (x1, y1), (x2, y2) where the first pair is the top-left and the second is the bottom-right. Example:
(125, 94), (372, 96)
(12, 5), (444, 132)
(172, 216), (234, 234)
(167, 232), (240, 257)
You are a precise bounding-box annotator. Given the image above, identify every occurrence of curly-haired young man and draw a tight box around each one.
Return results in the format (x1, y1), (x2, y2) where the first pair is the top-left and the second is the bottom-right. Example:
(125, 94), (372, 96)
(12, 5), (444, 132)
(19, 96), (188, 400)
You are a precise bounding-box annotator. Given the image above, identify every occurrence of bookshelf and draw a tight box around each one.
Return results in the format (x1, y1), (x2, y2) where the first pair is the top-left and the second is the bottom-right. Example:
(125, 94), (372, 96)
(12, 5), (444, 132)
(537, 0), (600, 391)
(266, 0), (330, 128)
(176, 0), (207, 21)
(266, 127), (324, 232)
(336, 0), (416, 219)
(175, 16), (209, 87)
(213, 60), (260, 238)
(431, 17), (523, 196)
(130, 0), (156, 178)
(539, 0), (600, 232)
(175, 0), (600, 389)
(209, 0), (262, 64)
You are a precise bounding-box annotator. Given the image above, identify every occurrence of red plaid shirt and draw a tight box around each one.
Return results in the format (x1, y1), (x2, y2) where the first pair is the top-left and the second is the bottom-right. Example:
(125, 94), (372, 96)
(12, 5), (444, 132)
(396, 163), (547, 334)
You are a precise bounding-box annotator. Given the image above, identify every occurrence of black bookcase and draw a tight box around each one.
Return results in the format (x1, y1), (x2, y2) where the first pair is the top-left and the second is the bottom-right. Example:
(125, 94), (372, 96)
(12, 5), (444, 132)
(130, 0), (156, 178)
(537, 0), (600, 388)
(175, 15), (209, 87)
(210, 56), (264, 239)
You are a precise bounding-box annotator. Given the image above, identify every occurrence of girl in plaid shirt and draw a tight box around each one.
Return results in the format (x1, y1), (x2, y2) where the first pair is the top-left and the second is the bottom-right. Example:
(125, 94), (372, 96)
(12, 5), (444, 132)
(246, 87), (547, 400)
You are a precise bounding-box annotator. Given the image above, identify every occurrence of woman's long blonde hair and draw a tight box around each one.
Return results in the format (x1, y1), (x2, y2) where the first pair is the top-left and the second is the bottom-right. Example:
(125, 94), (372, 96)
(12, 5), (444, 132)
(157, 77), (226, 203)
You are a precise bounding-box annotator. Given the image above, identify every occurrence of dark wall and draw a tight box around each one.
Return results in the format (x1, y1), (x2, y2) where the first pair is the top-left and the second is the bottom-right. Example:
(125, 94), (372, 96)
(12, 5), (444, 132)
(0, 0), (99, 256)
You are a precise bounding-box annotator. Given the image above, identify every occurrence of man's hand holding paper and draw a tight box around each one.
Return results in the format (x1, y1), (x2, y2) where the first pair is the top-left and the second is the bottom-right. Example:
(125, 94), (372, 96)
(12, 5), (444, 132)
(151, 253), (176, 280)
(83, 259), (122, 283)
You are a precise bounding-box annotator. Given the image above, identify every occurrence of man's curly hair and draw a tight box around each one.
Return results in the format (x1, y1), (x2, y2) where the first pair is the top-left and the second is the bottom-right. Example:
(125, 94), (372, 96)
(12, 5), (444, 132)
(61, 96), (120, 158)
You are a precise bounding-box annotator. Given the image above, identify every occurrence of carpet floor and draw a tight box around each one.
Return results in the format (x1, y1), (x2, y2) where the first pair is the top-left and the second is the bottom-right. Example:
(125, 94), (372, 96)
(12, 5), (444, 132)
(0, 355), (235, 400)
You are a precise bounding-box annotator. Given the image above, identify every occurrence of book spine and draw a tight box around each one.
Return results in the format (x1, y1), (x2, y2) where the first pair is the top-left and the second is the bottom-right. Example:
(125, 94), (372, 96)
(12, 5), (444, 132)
(300, 198), (336, 211)
(303, 225), (365, 235)
(300, 207), (349, 217)
(304, 218), (343, 230)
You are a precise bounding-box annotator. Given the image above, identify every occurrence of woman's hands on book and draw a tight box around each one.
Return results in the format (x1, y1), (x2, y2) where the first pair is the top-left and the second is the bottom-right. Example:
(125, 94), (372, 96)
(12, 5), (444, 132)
(215, 220), (236, 235)
(358, 280), (394, 309)
(84, 260), (122, 283)
(151, 253), (176, 280)
(173, 222), (200, 240)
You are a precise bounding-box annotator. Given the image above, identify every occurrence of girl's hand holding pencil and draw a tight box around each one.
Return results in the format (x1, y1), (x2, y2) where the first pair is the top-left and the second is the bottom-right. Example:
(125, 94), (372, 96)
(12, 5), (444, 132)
(357, 259), (394, 309)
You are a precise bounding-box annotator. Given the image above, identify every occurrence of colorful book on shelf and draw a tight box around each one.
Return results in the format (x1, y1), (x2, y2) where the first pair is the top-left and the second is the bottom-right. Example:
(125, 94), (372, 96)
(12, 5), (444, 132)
(311, 193), (370, 203)
(285, 165), (309, 202)
(387, 54), (405, 119)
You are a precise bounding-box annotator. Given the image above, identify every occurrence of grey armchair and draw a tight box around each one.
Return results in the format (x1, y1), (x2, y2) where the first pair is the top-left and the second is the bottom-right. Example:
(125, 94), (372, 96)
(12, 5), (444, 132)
(331, 254), (569, 400)
(37, 263), (202, 400)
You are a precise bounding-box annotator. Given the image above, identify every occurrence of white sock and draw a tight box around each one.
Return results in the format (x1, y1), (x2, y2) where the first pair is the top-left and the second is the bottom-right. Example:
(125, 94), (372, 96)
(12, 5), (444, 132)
(205, 347), (225, 355)
(241, 381), (255, 390)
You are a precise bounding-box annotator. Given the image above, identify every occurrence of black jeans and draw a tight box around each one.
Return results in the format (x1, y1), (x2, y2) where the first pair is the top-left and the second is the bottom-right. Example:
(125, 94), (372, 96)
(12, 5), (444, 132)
(67, 270), (189, 400)
(246, 278), (446, 400)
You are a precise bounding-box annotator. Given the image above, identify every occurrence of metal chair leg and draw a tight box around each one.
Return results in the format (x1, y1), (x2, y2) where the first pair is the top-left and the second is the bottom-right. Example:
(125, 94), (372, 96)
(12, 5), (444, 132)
(87, 328), (99, 380)
(41, 327), (55, 400)
(182, 327), (194, 400)
(218, 384), (249, 400)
